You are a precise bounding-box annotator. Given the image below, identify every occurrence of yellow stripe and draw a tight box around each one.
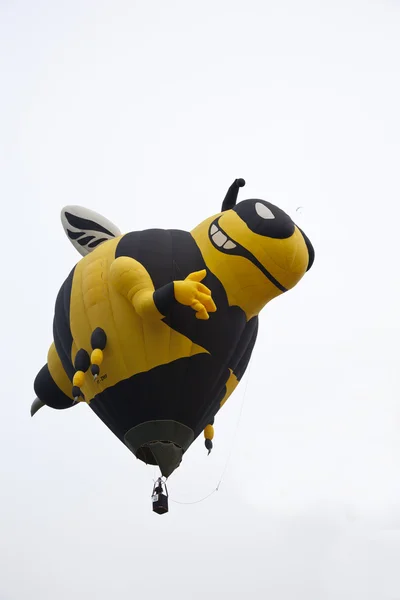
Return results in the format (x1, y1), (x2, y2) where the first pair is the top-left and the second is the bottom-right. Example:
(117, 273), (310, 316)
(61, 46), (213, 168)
(220, 370), (239, 408)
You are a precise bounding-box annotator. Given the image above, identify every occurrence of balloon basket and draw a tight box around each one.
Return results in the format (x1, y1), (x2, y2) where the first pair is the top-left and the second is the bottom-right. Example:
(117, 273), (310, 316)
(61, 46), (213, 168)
(152, 478), (169, 515)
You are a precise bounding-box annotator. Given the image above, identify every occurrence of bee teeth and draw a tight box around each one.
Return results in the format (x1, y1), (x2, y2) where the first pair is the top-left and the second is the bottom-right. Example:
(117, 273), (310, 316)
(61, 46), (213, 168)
(212, 231), (228, 247)
(210, 222), (237, 249)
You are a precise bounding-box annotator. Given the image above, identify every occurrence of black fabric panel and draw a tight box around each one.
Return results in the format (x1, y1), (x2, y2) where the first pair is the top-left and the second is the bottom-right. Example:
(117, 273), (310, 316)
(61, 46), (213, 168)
(233, 199), (294, 239)
(34, 364), (75, 410)
(74, 348), (90, 372)
(89, 354), (231, 446)
(153, 282), (175, 316)
(197, 370), (233, 435)
(197, 319), (258, 432)
(231, 316), (258, 381)
(297, 226), (315, 271)
(91, 327), (107, 350)
(53, 266), (75, 381)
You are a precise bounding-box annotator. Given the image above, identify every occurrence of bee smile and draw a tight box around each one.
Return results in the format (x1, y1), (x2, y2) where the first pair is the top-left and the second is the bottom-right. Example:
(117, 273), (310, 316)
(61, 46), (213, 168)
(208, 218), (288, 293)
(209, 223), (237, 249)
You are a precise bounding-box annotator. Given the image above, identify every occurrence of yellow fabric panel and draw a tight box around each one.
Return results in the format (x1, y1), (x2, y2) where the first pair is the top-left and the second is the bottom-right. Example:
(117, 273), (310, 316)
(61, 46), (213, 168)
(204, 424), (214, 439)
(109, 256), (162, 320)
(73, 371), (85, 387)
(220, 370), (239, 408)
(191, 213), (309, 319)
(69, 236), (208, 403)
(91, 349), (103, 365)
(217, 212), (309, 285)
(107, 282), (207, 385)
(47, 343), (73, 400)
(191, 215), (280, 319)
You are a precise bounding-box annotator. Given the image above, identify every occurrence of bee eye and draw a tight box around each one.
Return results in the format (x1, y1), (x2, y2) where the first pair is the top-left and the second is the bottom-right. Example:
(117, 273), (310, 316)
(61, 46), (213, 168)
(255, 202), (275, 219)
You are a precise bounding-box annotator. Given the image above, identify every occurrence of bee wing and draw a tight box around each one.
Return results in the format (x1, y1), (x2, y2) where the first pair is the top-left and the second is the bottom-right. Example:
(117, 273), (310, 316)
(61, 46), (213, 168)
(61, 205), (122, 256)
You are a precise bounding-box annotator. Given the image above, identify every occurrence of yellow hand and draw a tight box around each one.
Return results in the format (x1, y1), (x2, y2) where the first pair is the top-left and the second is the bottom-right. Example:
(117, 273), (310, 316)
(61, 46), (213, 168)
(174, 270), (217, 320)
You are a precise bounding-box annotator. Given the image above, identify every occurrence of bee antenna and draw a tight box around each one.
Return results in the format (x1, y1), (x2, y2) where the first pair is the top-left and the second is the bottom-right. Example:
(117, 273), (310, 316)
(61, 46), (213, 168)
(221, 178), (246, 211)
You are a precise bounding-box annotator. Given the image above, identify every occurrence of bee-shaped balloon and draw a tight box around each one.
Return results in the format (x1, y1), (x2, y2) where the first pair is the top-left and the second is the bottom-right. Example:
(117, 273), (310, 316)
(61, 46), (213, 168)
(32, 179), (314, 479)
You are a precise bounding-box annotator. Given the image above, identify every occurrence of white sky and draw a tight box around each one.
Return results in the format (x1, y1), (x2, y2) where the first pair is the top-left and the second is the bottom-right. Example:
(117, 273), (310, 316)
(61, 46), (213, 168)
(1, 0), (400, 598)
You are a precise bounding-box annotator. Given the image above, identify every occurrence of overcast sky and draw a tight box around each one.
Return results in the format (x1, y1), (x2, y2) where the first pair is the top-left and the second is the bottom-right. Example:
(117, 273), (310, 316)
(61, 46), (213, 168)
(1, 0), (400, 598)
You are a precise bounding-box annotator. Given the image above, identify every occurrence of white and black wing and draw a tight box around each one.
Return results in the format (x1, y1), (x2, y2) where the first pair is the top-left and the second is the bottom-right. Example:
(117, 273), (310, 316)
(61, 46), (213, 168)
(61, 205), (122, 257)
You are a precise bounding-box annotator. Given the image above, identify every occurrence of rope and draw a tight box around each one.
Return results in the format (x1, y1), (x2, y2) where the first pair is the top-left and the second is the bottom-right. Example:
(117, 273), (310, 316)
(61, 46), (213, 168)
(170, 488), (220, 505)
(170, 359), (253, 506)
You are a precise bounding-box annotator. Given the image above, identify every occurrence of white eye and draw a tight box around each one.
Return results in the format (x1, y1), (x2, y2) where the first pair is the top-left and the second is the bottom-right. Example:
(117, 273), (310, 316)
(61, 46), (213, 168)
(255, 202), (275, 219)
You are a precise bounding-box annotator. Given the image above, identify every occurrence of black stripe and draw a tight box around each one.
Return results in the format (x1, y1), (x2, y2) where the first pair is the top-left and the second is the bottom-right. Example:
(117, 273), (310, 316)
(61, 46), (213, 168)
(88, 237), (108, 248)
(53, 266), (75, 381)
(89, 355), (231, 444)
(297, 227), (315, 271)
(65, 211), (115, 236)
(233, 199), (294, 239)
(153, 282), (175, 316)
(244, 250), (287, 292)
(78, 235), (95, 246)
(34, 364), (75, 409)
(67, 229), (85, 240)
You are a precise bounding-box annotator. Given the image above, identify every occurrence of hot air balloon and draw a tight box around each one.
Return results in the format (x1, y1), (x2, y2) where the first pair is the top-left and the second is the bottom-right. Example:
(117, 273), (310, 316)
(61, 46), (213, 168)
(32, 179), (314, 512)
